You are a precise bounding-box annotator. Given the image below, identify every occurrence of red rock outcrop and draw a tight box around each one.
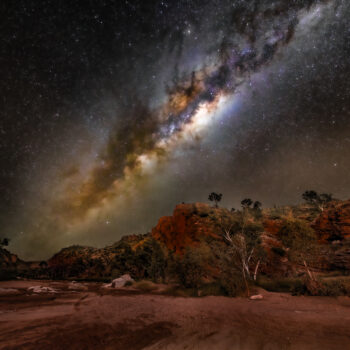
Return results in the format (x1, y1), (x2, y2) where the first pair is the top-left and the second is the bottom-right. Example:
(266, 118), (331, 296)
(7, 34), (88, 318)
(263, 219), (283, 235)
(0, 247), (27, 270)
(151, 203), (225, 253)
(46, 234), (151, 279)
(312, 200), (350, 242)
(5, 201), (350, 281)
(259, 233), (294, 276)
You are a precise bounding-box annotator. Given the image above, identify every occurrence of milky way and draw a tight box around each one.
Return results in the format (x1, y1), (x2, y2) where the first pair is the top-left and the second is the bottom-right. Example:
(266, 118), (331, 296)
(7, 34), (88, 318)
(2, 0), (350, 259)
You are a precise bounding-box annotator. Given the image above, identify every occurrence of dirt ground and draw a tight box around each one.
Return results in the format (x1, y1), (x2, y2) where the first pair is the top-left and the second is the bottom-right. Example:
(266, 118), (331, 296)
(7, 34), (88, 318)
(1, 280), (350, 350)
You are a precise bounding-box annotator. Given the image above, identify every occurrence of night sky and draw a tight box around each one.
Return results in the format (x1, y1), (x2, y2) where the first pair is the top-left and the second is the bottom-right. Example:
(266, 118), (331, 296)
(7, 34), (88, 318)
(2, 0), (350, 260)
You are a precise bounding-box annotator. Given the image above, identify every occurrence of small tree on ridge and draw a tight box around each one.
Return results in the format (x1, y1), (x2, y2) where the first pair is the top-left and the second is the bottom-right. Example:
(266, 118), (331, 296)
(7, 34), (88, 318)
(0, 238), (9, 247)
(208, 192), (222, 208)
(302, 190), (333, 211)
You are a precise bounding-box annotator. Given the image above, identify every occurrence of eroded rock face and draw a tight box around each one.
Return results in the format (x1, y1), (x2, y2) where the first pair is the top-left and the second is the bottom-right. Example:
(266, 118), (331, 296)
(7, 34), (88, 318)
(0, 248), (29, 277)
(47, 236), (147, 279)
(263, 219), (283, 235)
(313, 201), (350, 242)
(151, 203), (225, 253)
(4, 201), (350, 282)
(0, 248), (19, 268)
(328, 245), (350, 270)
(259, 233), (293, 277)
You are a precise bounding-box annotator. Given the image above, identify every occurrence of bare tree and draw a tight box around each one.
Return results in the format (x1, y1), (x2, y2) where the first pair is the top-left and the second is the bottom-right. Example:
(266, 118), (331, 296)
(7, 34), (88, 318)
(277, 219), (318, 281)
(220, 216), (264, 296)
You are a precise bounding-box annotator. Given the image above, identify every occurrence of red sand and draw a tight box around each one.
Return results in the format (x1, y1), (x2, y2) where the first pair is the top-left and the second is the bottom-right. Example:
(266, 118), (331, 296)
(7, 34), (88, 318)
(1, 280), (350, 350)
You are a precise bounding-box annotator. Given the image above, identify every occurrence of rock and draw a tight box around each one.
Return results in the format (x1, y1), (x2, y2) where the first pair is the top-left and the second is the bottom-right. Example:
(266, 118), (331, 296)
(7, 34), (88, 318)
(111, 274), (134, 288)
(313, 201), (350, 242)
(27, 286), (57, 294)
(250, 294), (263, 300)
(263, 219), (283, 235)
(46, 236), (146, 279)
(102, 275), (134, 289)
(151, 203), (225, 253)
(329, 247), (350, 270)
(68, 282), (88, 290)
(259, 233), (293, 277)
(0, 288), (21, 295)
(0, 247), (27, 270)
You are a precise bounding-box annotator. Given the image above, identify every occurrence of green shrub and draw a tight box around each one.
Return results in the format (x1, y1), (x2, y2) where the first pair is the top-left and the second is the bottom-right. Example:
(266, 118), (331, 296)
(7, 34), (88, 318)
(318, 278), (350, 296)
(172, 246), (207, 289)
(322, 271), (348, 277)
(148, 240), (166, 282)
(257, 276), (304, 293)
(289, 277), (350, 296)
(133, 280), (158, 292)
(278, 219), (316, 251)
(124, 280), (133, 287)
(219, 270), (246, 297)
(162, 286), (199, 297)
(271, 246), (286, 257)
(290, 279), (309, 295)
(0, 269), (17, 281)
(200, 282), (226, 297)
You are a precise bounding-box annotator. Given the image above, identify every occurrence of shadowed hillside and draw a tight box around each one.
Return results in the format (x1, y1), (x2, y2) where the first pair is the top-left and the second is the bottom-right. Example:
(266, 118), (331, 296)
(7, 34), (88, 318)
(2, 198), (350, 296)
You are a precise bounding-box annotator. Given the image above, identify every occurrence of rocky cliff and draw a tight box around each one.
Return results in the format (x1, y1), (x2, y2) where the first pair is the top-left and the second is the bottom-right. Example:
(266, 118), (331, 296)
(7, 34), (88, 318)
(0, 247), (29, 279)
(46, 234), (149, 279)
(151, 203), (226, 253)
(1, 248), (24, 268)
(313, 200), (350, 242)
(3, 200), (350, 280)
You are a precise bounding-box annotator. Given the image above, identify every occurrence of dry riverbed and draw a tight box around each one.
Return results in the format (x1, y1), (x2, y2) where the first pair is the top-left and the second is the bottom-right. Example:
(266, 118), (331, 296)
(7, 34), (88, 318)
(0, 280), (350, 350)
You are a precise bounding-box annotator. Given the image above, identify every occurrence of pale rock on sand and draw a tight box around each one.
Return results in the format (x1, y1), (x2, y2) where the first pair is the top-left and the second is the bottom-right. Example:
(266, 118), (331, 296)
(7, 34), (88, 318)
(27, 286), (58, 294)
(0, 288), (20, 295)
(250, 294), (264, 300)
(68, 282), (88, 290)
(112, 274), (134, 287)
(103, 274), (134, 288)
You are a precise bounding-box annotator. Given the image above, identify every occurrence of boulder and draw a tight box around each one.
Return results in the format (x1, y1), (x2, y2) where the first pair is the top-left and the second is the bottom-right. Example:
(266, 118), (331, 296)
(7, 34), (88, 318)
(68, 282), (88, 290)
(111, 274), (134, 288)
(27, 286), (57, 294)
(250, 294), (263, 300)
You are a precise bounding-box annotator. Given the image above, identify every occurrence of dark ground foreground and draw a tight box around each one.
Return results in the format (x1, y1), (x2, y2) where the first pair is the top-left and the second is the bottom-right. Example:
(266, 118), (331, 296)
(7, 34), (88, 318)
(1, 281), (350, 350)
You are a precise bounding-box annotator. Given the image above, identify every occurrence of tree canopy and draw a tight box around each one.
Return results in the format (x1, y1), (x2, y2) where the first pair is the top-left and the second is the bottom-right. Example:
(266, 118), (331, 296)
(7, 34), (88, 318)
(0, 238), (9, 247)
(302, 190), (333, 211)
(208, 192), (222, 208)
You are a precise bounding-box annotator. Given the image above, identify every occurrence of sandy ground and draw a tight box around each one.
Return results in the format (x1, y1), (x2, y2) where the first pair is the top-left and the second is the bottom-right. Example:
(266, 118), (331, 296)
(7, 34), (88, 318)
(0, 280), (350, 350)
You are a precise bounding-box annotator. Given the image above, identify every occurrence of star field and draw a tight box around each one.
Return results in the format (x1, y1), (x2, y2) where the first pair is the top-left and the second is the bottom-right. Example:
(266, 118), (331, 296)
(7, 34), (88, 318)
(1, 0), (350, 259)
